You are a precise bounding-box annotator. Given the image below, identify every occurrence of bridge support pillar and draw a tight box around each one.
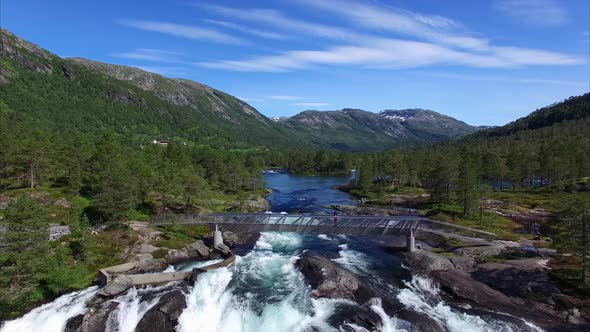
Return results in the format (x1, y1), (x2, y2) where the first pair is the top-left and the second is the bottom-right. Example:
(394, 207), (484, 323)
(213, 225), (223, 247)
(406, 229), (416, 252)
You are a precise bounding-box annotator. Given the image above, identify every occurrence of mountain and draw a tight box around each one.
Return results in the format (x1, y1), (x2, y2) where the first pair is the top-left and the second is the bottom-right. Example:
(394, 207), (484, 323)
(479, 93), (590, 138)
(0, 28), (295, 148)
(283, 108), (479, 151)
(379, 108), (478, 140)
(0, 28), (478, 151)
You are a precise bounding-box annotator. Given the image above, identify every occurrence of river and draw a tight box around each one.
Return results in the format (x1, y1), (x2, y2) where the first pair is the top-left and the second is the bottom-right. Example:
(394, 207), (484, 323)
(263, 172), (356, 213)
(1, 174), (538, 332)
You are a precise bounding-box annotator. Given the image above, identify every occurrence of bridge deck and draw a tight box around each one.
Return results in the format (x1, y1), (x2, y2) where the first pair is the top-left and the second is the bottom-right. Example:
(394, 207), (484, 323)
(151, 213), (496, 239)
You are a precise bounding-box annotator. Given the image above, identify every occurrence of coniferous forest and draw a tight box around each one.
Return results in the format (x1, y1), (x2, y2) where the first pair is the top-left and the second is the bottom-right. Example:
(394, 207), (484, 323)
(1, 26), (589, 322)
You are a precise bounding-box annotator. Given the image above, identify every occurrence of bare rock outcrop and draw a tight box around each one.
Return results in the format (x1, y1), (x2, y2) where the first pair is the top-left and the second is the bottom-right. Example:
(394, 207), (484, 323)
(295, 252), (375, 303)
(135, 290), (187, 332)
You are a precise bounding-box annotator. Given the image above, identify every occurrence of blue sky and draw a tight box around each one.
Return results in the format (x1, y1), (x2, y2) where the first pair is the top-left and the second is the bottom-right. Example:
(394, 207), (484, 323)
(2, 0), (589, 126)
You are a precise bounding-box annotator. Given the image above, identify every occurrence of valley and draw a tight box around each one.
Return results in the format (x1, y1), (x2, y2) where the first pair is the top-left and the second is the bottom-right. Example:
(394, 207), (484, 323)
(1, 17), (590, 332)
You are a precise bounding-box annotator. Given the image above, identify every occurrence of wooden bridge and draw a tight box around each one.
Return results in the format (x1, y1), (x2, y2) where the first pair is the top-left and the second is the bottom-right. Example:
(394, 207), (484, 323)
(151, 213), (496, 252)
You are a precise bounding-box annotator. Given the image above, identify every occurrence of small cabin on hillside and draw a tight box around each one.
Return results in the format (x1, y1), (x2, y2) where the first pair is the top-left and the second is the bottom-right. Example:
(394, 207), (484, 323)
(152, 139), (169, 146)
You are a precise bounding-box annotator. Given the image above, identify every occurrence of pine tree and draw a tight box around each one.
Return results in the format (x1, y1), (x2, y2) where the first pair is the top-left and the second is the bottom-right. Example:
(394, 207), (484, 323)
(457, 147), (478, 216)
(557, 196), (590, 283)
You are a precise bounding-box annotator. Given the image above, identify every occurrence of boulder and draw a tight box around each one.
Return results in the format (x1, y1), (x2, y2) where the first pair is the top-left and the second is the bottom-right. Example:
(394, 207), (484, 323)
(296, 252), (374, 303)
(431, 269), (519, 314)
(64, 314), (84, 332)
(214, 243), (230, 256)
(187, 240), (210, 257)
(222, 231), (260, 249)
(448, 255), (476, 271)
(135, 290), (187, 332)
(327, 302), (382, 331)
(164, 240), (210, 265)
(129, 254), (167, 274)
(97, 275), (132, 298)
(402, 250), (454, 274)
(453, 240), (519, 258)
(472, 259), (559, 300)
(72, 301), (118, 332)
(164, 250), (191, 265)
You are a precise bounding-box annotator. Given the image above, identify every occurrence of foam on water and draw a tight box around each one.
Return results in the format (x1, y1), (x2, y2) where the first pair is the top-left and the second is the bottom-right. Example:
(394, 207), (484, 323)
(176, 258), (224, 272)
(254, 232), (302, 252)
(177, 232), (352, 332)
(397, 276), (518, 332)
(109, 287), (166, 332)
(1, 286), (98, 332)
(332, 243), (373, 275)
(4, 231), (544, 332)
(318, 234), (336, 241)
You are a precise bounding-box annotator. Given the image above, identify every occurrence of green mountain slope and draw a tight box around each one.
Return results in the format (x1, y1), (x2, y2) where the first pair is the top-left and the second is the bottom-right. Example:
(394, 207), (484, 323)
(0, 28), (296, 148)
(0, 28), (480, 151)
(479, 93), (590, 137)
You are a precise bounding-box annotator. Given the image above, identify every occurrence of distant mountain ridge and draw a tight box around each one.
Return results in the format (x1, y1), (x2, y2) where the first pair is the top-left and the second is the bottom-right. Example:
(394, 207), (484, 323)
(283, 107), (479, 151)
(1, 28), (481, 151)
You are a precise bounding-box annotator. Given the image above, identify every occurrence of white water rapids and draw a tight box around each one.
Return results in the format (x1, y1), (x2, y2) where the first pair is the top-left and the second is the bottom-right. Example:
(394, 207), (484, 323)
(1, 232), (541, 332)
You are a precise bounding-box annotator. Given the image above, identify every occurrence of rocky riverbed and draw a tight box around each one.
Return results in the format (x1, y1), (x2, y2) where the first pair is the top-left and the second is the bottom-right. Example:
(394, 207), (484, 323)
(3, 228), (590, 332)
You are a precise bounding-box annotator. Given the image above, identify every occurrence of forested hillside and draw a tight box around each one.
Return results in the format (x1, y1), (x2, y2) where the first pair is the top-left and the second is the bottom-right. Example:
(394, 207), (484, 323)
(0, 28), (480, 152)
(0, 28), (297, 149)
(481, 93), (590, 137)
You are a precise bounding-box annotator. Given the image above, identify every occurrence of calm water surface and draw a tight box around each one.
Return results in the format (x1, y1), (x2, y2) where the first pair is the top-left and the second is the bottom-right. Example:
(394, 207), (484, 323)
(263, 172), (356, 213)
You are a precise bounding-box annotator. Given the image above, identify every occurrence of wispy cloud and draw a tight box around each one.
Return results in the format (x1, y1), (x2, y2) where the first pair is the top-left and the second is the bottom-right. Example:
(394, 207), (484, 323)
(203, 4), (364, 42)
(268, 95), (302, 100)
(294, 0), (489, 51)
(121, 19), (245, 44)
(294, 102), (329, 107)
(200, 39), (583, 72)
(198, 2), (583, 72)
(204, 19), (289, 40)
(494, 0), (567, 26)
(424, 71), (589, 87)
(111, 48), (183, 63)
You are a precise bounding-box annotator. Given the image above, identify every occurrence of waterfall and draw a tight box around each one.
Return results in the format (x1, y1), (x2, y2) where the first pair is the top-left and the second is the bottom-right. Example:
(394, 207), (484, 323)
(3, 232), (544, 332)
(1, 287), (98, 332)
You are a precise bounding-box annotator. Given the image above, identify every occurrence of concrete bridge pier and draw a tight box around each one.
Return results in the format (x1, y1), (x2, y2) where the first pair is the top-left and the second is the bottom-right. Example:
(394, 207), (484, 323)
(406, 229), (416, 252)
(213, 225), (223, 247)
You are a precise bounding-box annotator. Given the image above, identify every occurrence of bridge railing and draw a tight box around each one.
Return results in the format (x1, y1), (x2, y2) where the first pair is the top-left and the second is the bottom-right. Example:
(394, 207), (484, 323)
(150, 212), (497, 240)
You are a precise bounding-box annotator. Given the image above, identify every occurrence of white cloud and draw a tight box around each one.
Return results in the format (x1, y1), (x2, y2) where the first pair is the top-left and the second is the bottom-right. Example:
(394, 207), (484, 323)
(495, 0), (567, 26)
(268, 95), (302, 100)
(203, 4), (364, 42)
(204, 19), (289, 40)
(293, 0), (491, 51)
(198, 2), (583, 72)
(424, 71), (589, 87)
(199, 38), (584, 72)
(294, 102), (329, 107)
(121, 19), (245, 44)
(112, 48), (183, 63)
